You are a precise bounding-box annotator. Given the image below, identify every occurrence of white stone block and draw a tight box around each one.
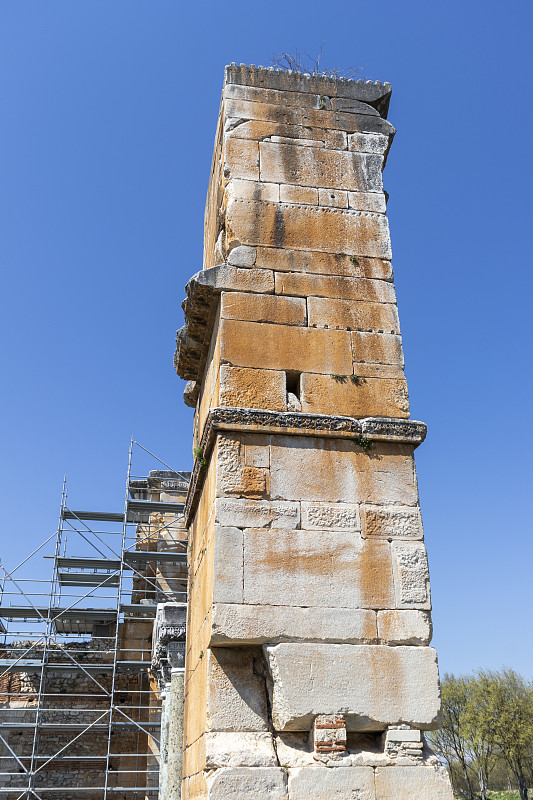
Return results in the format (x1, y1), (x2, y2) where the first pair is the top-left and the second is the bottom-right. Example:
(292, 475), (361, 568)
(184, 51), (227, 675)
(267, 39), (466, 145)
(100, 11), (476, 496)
(211, 603), (377, 645)
(215, 498), (300, 529)
(263, 643), (442, 731)
(207, 648), (269, 732)
(384, 727), (423, 743)
(288, 766), (375, 800)
(375, 766), (454, 800)
(205, 732), (278, 768)
(363, 505), (423, 540)
(213, 527), (243, 604)
(275, 733), (314, 767)
(348, 191), (387, 213)
(227, 244), (257, 267)
(301, 502), (360, 531)
(391, 542), (431, 609)
(377, 610), (432, 645)
(348, 132), (390, 154)
(206, 767), (288, 800)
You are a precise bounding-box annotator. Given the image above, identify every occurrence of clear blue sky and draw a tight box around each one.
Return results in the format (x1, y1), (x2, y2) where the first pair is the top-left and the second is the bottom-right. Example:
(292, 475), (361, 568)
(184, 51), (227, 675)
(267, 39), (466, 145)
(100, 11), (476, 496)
(1, 1), (531, 678)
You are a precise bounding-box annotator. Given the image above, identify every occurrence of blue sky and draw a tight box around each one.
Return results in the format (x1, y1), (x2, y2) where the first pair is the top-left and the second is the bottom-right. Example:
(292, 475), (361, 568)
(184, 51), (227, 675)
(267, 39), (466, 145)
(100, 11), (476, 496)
(1, 0), (531, 677)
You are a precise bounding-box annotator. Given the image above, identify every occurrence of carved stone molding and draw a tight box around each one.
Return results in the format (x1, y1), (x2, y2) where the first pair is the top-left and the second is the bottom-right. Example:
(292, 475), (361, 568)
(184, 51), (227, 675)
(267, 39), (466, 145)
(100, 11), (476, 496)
(152, 603), (187, 688)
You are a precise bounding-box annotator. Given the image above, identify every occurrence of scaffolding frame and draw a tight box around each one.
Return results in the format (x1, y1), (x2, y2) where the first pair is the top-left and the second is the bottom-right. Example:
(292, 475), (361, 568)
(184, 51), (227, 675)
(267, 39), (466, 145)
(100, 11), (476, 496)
(0, 441), (189, 799)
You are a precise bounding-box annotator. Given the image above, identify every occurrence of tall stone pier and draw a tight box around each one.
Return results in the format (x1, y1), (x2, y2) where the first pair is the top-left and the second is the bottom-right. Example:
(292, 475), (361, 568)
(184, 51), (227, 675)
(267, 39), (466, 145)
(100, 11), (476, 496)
(174, 64), (453, 800)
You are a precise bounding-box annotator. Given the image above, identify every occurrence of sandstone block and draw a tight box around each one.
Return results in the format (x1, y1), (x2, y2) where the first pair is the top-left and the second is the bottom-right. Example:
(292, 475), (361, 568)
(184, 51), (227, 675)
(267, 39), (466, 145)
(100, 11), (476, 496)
(348, 191), (387, 213)
(205, 732), (278, 768)
(319, 188), (348, 208)
(224, 83), (381, 117)
(264, 643), (442, 731)
(211, 604), (377, 645)
(206, 767), (287, 800)
(227, 245), (257, 267)
(324, 130), (348, 149)
(255, 247), (393, 280)
(225, 177), (279, 203)
(301, 502), (360, 531)
(351, 332), (404, 365)
(279, 184), (319, 205)
(221, 291), (307, 326)
(215, 498), (300, 529)
(207, 648), (269, 732)
(191, 264), (275, 294)
(243, 529), (394, 609)
(288, 766), (375, 800)
(270, 437), (419, 506)
(377, 610), (432, 645)
(270, 134), (323, 147)
(259, 142), (383, 192)
(219, 365), (287, 412)
(300, 373), (410, 419)
(219, 319), (353, 375)
(216, 435), (269, 499)
(363, 505), (423, 540)
(374, 766), (454, 800)
(392, 542), (431, 609)
(225, 198), (392, 259)
(224, 138), (259, 180)
(274, 273), (396, 303)
(308, 296), (400, 332)
(348, 132), (390, 154)
(213, 527), (243, 604)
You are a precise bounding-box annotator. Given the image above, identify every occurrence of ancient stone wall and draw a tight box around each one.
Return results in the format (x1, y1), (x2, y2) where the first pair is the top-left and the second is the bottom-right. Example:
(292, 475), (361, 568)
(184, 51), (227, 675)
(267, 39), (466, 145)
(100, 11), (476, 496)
(175, 64), (453, 800)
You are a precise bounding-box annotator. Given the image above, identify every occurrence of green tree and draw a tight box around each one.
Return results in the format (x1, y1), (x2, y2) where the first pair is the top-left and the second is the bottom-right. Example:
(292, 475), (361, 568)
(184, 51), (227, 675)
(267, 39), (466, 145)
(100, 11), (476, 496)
(431, 674), (476, 799)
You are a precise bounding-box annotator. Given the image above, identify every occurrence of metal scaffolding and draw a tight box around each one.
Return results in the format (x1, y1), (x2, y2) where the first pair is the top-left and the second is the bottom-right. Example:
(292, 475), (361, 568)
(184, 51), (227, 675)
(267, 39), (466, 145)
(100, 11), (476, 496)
(0, 441), (190, 799)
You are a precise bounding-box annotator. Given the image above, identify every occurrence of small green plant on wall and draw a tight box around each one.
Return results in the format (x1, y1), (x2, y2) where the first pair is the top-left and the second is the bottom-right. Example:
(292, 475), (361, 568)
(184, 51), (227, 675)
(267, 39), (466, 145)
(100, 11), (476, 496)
(193, 445), (207, 470)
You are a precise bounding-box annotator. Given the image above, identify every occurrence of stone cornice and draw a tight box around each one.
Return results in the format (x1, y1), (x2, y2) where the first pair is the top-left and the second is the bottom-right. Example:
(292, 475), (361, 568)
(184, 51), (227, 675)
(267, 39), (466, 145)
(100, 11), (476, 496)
(185, 407), (427, 525)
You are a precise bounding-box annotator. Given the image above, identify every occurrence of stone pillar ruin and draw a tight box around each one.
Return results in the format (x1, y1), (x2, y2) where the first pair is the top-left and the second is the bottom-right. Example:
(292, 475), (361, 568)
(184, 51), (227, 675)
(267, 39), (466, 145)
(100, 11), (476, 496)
(174, 63), (453, 800)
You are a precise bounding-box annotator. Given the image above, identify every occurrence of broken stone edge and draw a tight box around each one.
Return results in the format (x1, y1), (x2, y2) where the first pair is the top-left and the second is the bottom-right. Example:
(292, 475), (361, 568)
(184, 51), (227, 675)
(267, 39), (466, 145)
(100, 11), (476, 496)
(185, 407), (427, 524)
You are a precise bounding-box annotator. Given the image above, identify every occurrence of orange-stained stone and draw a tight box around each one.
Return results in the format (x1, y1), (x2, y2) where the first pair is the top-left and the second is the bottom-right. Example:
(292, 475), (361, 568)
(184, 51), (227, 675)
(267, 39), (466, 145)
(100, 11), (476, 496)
(308, 296), (400, 332)
(274, 272), (396, 303)
(220, 291), (307, 326)
(224, 138), (259, 180)
(351, 331), (404, 366)
(255, 247), (393, 280)
(300, 372), (410, 418)
(219, 365), (287, 412)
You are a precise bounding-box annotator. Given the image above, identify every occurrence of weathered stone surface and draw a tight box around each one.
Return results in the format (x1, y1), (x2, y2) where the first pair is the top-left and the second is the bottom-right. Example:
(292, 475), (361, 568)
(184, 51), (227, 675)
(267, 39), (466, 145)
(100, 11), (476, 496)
(377, 610), (432, 645)
(349, 191), (387, 213)
(288, 766), (375, 800)
(213, 527), (243, 604)
(392, 543), (431, 609)
(221, 291), (307, 326)
(224, 138), (259, 180)
(264, 644), (442, 731)
(255, 247), (393, 280)
(227, 244), (257, 267)
(215, 497), (300, 529)
(219, 318), (353, 374)
(211, 604), (377, 645)
(301, 502), (360, 531)
(363, 505), (423, 540)
(280, 184), (319, 205)
(349, 132), (390, 154)
(224, 82), (382, 116)
(225, 177), (279, 203)
(352, 332), (403, 364)
(274, 273), (396, 303)
(243, 529), (394, 609)
(225, 198), (392, 259)
(206, 766), (287, 800)
(374, 766), (454, 800)
(219, 365), (287, 411)
(318, 188), (348, 208)
(216, 435), (268, 499)
(205, 732), (278, 768)
(308, 296), (400, 332)
(207, 648), (269, 731)
(300, 373), (410, 419)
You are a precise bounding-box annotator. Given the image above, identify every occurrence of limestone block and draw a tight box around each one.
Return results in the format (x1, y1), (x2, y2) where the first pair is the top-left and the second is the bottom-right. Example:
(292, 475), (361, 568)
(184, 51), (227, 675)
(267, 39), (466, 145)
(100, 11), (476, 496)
(308, 296), (400, 333)
(280, 184), (319, 205)
(348, 132), (390, 154)
(363, 505), (423, 540)
(219, 366), (287, 412)
(227, 244), (257, 267)
(264, 643), (442, 731)
(301, 502), (360, 531)
(271, 134), (323, 147)
(275, 733), (314, 767)
(221, 291), (307, 326)
(225, 198), (392, 260)
(224, 138), (259, 180)
(319, 188), (348, 208)
(269, 437), (419, 506)
(384, 727), (423, 743)
(243, 529), (394, 609)
(205, 732), (278, 768)
(219, 319), (353, 375)
(377, 610), (432, 645)
(352, 332), (403, 365)
(216, 435), (268, 499)
(225, 177), (279, 203)
(211, 603), (377, 645)
(392, 543), (431, 609)
(274, 273), (396, 303)
(224, 83), (381, 117)
(300, 373), (410, 419)
(245, 435), (270, 467)
(215, 497), (300, 529)
(206, 767), (287, 800)
(259, 142), (383, 192)
(255, 247), (393, 280)
(288, 766), (375, 800)
(190, 264), (275, 294)
(374, 766), (454, 800)
(207, 648), (269, 732)
(213, 527), (243, 604)
(349, 191), (387, 213)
